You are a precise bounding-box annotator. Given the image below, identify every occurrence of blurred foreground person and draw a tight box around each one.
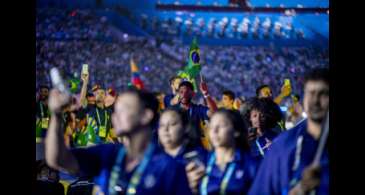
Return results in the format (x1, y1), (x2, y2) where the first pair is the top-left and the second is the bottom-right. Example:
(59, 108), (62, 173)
(249, 68), (329, 195)
(158, 107), (207, 165)
(45, 88), (192, 195)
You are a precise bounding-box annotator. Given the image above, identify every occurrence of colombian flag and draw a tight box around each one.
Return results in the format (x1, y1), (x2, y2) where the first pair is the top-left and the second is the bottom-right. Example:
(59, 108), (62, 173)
(130, 58), (145, 90)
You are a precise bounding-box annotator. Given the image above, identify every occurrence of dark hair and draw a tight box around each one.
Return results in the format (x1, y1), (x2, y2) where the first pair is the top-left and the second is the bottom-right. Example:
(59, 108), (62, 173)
(39, 85), (49, 91)
(213, 109), (250, 151)
(292, 94), (300, 101)
(222, 90), (235, 100)
(123, 89), (160, 127)
(169, 76), (182, 85)
(86, 92), (94, 97)
(161, 107), (201, 148)
(178, 81), (194, 91)
(304, 68), (329, 86)
(245, 97), (283, 130)
(256, 85), (270, 97)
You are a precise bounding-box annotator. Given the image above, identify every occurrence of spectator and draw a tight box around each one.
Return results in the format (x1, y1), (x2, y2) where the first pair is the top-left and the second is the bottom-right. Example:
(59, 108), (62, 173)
(172, 81), (217, 122)
(164, 76), (182, 108)
(220, 90), (236, 110)
(256, 83), (291, 106)
(36, 85), (50, 143)
(79, 73), (113, 145)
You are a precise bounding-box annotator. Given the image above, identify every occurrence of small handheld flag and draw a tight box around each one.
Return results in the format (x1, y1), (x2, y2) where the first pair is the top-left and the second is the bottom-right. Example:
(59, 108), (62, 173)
(130, 58), (145, 90)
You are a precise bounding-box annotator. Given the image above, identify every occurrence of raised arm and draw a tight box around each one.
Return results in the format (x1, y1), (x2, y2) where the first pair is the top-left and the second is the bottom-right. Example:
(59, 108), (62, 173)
(79, 74), (89, 108)
(199, 81), (217, 117)
(45, 89), (80, 175)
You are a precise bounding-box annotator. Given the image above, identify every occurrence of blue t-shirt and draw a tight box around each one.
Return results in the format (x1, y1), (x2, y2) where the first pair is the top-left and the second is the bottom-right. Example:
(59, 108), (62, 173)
(249, 129), (279, 159)
(171, 103), (209, 125)
(71, 143), (193, 195)
(163, 94), (175, 108)
(248, 120), (329, 195)
(200, 150), (259, 195)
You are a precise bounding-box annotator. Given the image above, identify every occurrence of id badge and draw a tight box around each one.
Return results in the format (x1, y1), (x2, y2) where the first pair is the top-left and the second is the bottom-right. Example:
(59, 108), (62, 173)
(41, 118), (49, 129)
(99, 126), (107, 138)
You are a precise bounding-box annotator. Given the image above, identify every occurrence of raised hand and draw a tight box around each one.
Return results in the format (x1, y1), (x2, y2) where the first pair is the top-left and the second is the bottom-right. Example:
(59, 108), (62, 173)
(199, 81), (209, 96)
(280, 83), (292, 97)
(48, 89), (71, 114)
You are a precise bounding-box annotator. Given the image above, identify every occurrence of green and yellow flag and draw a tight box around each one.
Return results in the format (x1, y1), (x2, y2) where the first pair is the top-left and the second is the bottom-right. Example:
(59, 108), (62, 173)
(178, 37), (201, 91)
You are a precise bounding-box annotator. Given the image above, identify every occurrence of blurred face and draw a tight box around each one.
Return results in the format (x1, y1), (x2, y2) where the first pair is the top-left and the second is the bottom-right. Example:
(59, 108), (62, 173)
(303, 80), (329, 124)
(209, 113), (235, 148)
(259, 87), (272, 99)
(39, 88), (49, 100)
(178, 86), (193, 104)
(250, 109), (262, 129)
(172, 78), (182, 92)
(222, 95), (234, 109)
(104, 94), (116, 107)
(112, 93), (143, 136)
(94, 89), (106, 103)
(158, 111), (185, 149)
(87, 95), (96, 105)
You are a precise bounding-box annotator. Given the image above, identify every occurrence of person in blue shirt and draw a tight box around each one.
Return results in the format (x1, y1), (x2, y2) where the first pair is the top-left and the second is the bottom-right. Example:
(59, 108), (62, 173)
(45, 88), (193, 195)
(244, 97), (283, 159)
(248, 68), (329, 195)
(158, 107), (207, 166)
(172, 81), (217, 122)
(170, 81), (217, 140)
(186, 109), (259, 195)
(164, 76), (183, 108)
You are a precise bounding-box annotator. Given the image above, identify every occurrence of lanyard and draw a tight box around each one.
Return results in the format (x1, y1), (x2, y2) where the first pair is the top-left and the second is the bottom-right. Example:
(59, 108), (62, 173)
(255, 138), (265, 157)
(40, 102), (44, 118)
(281, 135), (304, 195)
(200, 152), (237, 195)
(288, 135), (304, 189)
(96, 108), (108, 127)
(109, 143), (156, 195)
(284, 135), (318, 195)
(189, 107), (193, 118)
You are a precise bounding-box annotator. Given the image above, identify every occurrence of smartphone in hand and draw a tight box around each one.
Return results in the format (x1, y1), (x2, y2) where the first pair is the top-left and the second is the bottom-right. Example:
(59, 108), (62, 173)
(184, 151), (204, 167)
(284, 79), (291, 86)
(82, 64), (89, 76)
